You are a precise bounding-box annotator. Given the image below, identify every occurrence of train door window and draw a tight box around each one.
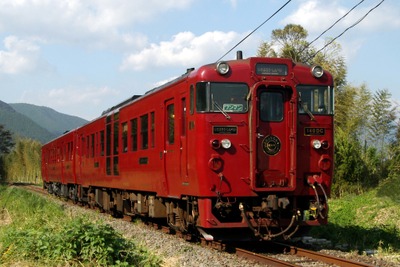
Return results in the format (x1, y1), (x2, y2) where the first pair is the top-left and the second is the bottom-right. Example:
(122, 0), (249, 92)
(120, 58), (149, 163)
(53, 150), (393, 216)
(131, 118), (138, 151)
(181, 98), (186, 136)
(113, 113), (119, 155)
(95, 132), (99, 157)
(106, 115), (112, 175)
(259, 91), (283, 122)
(167, 104), (175, 144)
(140, 114), (149, 150)
(150, 112), (155, 148)
(122, 122), (128, 153)
(87, 135), (90, 158)
(100, 131), (104, 156)
(91, 134), (95, 157)
(113, 112), (119, 175)
(106, 123), (111, 157)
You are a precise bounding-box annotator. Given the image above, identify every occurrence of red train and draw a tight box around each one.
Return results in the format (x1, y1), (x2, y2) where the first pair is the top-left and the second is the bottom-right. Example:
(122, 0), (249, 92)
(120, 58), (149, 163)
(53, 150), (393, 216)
(42, 52), (334, 241)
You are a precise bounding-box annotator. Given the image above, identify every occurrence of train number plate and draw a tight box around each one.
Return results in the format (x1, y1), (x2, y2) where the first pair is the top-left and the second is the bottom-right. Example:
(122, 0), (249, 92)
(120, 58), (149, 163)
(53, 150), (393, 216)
(304, 127), (325, 136)
(213, 126), (238, 134)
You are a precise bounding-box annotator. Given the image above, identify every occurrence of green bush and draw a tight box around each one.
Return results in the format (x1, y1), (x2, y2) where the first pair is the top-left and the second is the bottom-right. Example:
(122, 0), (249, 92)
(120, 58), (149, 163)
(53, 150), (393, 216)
(0, 186), (160, 266)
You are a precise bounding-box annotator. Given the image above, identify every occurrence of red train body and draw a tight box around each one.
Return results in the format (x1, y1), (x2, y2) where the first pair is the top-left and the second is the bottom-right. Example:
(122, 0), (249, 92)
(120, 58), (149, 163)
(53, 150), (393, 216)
(42, 53), (334, 241)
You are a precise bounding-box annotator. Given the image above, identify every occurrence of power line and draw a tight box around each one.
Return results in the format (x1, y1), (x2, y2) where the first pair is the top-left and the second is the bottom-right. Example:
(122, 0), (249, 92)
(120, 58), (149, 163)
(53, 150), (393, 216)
(307, 0), (385, 61)
(300, 0), (365, 55)
(215, 0), (292, 63)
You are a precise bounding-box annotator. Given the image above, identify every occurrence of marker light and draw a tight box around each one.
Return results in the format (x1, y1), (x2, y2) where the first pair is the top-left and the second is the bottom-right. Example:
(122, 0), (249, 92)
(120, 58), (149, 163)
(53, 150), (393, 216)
(221, 139), (232, 149)
(321, 140), (329, 149)
(312, 139), (322, 149)
(216, 61), (230, 75)
(210, 139), (220, 149)
(311, 65), (324, 78)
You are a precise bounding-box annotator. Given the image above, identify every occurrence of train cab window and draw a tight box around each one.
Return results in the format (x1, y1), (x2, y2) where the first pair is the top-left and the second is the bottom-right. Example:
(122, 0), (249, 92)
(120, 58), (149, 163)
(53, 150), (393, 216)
(297, 86), (333, 115)
(140, 114), (149, 149)
(259, 92), (283, 122)
(196, 82), (249, 113)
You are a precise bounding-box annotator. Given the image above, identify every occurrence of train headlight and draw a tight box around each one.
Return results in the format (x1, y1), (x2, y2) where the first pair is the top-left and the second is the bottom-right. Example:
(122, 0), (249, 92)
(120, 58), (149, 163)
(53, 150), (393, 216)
(221, 139), (231, 149)
(312, 139), (322, 149)
(311, 65), (324, 78)
(216, 61), (230, 75)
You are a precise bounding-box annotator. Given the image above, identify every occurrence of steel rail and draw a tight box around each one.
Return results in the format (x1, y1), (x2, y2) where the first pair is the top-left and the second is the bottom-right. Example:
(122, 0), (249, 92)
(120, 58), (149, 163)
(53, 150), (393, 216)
(235, 247), (298, 267)
(289, 245), (376, 267)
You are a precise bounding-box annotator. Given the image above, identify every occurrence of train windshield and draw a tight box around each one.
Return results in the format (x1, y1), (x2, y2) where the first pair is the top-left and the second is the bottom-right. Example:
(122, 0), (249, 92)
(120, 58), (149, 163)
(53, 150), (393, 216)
(196, 82), (249, 113)
(297, 85), (333, 115)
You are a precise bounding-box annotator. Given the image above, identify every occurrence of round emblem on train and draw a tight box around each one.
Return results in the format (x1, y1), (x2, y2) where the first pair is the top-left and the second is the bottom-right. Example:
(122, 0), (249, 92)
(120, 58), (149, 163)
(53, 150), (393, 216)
(262, 135), (281, 155)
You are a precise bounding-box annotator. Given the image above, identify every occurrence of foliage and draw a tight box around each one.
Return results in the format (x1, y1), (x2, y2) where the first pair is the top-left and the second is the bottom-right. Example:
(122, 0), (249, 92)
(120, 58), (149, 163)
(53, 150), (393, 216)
(0, 186), (161, 266)
(257, 24), (347, 88)
(0, 124), (14, 155)
(311, 180), (400, 252)
(2, 138), (42, 184)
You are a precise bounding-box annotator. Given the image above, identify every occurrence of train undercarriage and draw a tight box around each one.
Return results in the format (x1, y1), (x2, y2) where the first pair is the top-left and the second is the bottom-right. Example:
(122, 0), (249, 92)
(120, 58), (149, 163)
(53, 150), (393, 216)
(44, 182), (327, 241)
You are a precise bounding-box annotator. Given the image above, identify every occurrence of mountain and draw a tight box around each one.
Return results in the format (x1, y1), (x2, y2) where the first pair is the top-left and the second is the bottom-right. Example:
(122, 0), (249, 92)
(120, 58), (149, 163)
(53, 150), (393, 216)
(0, 101), (88, 144)
(10, 103), (87, 137)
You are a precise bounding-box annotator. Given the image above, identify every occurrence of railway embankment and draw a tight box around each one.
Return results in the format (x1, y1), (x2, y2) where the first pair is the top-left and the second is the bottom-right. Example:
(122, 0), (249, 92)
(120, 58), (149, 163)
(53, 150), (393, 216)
(1, 182), (399, 266)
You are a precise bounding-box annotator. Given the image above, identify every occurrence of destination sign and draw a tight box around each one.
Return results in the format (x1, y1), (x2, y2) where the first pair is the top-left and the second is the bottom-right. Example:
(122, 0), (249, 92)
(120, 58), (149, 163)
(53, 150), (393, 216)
(213, 126), (238, 135)
(256, 63), (288, 76)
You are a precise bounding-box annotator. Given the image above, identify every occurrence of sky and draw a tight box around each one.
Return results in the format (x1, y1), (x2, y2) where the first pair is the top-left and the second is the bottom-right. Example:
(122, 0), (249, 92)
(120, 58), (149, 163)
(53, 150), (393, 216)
(0, 0), (399, 120)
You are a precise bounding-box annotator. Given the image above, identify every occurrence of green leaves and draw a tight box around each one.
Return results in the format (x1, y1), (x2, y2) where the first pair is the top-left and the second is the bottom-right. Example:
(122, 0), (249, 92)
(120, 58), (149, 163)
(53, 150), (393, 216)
(0, 187), (161, 266)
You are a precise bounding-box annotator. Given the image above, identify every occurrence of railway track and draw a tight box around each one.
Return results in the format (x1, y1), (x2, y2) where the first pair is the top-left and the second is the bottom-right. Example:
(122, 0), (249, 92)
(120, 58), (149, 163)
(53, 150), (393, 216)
(19, 184), (378, 267)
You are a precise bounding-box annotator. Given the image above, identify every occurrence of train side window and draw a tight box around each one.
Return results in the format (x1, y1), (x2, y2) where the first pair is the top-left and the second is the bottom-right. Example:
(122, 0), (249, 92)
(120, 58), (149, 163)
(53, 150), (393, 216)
(150, 112), (155, 148)
(259, 91), (283, 122)
(167, 104), (175, 144)
(131, 118), (138, 151)
(141, 114), (149, 150)
(122, 122), (128, 153)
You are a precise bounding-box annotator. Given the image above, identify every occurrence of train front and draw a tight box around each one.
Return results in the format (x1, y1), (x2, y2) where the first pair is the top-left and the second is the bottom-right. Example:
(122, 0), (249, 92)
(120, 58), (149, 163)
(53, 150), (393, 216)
(192, 55), (334, 241)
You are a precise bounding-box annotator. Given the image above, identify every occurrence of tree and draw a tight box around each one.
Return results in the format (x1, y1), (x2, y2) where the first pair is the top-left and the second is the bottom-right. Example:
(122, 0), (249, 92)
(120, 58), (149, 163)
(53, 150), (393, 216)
(0, 124), (14, 155)
(257, 24), (347, 88)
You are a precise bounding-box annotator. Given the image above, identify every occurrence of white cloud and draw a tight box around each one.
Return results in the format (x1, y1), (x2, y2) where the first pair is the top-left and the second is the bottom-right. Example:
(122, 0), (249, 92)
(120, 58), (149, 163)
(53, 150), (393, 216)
(0, 0), (194, 50)
(120, 31), (241, 71)
(283, 1), (400, 36)
(0, 36), (40, 74)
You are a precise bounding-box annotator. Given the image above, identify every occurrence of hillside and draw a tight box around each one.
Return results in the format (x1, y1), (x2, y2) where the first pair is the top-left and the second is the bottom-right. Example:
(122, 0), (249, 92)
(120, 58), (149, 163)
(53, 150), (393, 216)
(10, 103), (87, 136)
(0, 101), (55, 143)
(0, 101), (88, 144)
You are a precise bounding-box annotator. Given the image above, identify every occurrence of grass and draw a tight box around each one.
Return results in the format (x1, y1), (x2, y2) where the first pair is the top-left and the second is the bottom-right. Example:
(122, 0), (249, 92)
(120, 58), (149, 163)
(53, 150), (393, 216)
(310, 176), (400, 254)
(0, 186), (161, 267)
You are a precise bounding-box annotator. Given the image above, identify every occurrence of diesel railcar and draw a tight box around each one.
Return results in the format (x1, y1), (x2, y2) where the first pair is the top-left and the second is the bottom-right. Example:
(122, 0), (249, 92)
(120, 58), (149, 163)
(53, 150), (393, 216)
(42, 52), (334, 241)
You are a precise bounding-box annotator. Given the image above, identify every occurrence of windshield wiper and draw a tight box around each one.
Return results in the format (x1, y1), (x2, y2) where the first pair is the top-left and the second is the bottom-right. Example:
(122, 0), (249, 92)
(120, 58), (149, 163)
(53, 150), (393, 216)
(211, 94), (231, 120)
(298, 92), (315, 121)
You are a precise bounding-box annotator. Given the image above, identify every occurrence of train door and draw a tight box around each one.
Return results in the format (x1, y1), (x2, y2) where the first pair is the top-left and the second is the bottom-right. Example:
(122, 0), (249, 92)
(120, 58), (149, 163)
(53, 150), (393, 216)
(180, 97), (189, 184)
(255, 85), (293, 190)
(164, 98), (180, 196)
